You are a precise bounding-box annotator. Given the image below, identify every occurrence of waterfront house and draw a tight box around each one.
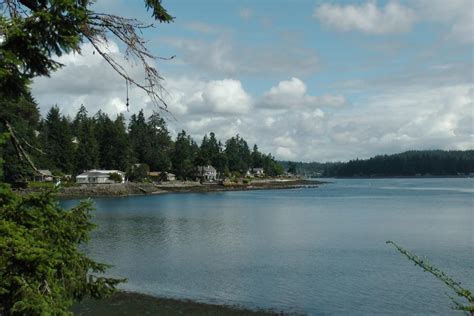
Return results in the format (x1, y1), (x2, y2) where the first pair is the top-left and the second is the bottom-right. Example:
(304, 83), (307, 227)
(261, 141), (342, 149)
(252, 168), (265, 177)
(245, 168), (265, 177)
(197, 165), (217, 182)
(35, 169), (53, 182)
(76, 169), (125, 184)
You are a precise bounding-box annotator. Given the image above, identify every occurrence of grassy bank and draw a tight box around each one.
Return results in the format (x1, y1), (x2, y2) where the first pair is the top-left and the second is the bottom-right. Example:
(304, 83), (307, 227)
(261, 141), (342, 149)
(72, 291), (285, 315)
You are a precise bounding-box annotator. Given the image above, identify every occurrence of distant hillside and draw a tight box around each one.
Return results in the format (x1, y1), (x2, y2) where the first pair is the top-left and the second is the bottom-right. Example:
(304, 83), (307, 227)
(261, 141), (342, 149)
(280, 150), (474, 177)
(279, 161), (339, 177)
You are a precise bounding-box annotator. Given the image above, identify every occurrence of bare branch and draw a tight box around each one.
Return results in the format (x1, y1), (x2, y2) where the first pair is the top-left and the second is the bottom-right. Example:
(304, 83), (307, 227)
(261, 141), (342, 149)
(83, 13), (174, 113)
(18, 133), (46, 155)
(5, 121), (43, 176)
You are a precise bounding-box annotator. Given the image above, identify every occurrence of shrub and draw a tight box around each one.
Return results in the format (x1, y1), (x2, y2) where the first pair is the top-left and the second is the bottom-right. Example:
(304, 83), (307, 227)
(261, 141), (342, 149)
(387, 241), (473, 315)
(108, 172), (123, 183)
(127, 164), (149, 182)
(0, 185), (124, 315)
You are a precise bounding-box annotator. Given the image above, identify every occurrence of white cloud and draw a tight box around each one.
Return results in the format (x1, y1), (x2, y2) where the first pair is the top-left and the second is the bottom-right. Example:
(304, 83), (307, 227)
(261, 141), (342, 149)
(314, 1), (417, 34)
(32, 41), (152, 118)
(31, 42), (473, 163)
(273, 135), (297, 148)
(163, 77), (251, 116)
(276, 147), (296, 160)
(164, 36), (319, 77)
(201, 79), (252, 114)
(415, 0), (474, 43)
(259, 77), (346, 109)
(314, 0), (473, 43)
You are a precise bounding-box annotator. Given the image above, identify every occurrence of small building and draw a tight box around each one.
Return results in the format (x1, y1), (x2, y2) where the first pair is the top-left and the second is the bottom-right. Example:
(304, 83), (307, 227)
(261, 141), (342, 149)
(148, 171), (176, 182)
(197, 165), (217, 182)
(148, 171), (161, 179)
(252, 168), (265, 177)
(76, 169), (125, 184)
(35, 169), (53, 182)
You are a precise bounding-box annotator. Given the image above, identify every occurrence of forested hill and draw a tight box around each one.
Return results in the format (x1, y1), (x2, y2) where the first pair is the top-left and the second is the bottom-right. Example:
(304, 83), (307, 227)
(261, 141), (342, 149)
(280, 150), (474, 177)
(1, 102), (283, 183)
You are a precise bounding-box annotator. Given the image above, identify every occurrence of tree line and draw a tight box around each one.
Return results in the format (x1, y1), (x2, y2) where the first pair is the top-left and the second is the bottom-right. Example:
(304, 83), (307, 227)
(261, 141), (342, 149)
(2, 102), (283, 183)
(280, 150), (474, 177)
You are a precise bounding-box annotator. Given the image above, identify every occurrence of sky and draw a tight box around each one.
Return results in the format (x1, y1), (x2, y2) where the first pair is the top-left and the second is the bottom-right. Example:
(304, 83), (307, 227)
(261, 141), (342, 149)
(31, 0), (474, 162)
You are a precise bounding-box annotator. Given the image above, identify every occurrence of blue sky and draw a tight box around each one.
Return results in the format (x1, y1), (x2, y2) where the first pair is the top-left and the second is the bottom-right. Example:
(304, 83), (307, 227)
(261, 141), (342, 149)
(32, 0), (473, 161)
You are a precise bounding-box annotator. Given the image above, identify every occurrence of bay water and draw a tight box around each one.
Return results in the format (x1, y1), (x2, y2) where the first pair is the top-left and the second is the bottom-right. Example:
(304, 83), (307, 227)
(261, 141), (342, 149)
(62, 178), (473, 315)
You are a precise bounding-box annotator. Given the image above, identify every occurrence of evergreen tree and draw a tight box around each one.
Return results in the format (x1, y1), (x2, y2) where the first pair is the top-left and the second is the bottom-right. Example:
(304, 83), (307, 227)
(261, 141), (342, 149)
(214, 140), (228, 175)
(225, 135), (252, 174)
(43, 106), (74, 174)
(95, 111), (131, 171)
(0, 91), (41, 182)
(195, 134), (211, 167)
(129, 110), (150, 165)
(262, 153), (284, 176)
(196, 133), (227, 174)
(95, 111), (115, 168)
(0, 1), (173, 313)
(112, 114), (133, 171)
(172, 130), (197, 180)
(73, 106), (99, 173)
(251, 144), (264, 168)
(146, 112), (172, 171)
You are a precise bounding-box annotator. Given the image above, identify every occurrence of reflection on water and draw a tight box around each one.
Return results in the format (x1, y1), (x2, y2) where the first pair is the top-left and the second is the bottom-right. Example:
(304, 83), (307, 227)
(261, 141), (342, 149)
(62, 178), (474, 315)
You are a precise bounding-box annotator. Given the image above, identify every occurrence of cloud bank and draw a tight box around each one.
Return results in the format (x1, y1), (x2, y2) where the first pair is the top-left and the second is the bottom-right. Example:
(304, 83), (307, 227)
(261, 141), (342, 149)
(313, 1), (417, 34)
(31, 41), (473, 162)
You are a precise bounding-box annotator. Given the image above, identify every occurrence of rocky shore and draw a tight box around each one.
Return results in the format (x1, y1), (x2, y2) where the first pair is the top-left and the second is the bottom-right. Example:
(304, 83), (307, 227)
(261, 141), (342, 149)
(15, 179), (324, 199)
(71, 291), (285, 315)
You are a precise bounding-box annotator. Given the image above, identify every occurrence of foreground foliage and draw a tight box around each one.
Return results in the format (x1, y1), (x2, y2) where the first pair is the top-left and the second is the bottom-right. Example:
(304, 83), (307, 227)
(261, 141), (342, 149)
(0, 183), (124, 315)
(1, 1), (174, 314)
(387, 241), (473, 315)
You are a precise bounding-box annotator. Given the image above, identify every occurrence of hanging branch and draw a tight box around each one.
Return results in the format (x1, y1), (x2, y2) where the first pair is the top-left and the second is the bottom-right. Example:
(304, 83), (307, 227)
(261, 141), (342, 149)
(83, 13), (175, 112)
(1, 0), (176, 174)
(125, 78), (129, 111)
(5, 121), (43, 176)
(17, 133), (46, 155)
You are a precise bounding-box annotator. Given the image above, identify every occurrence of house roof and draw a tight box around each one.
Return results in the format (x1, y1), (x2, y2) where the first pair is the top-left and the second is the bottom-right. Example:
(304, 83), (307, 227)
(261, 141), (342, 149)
(78, 169), (125, 177)
(197, 165), (216, 172)
(38, 169), (52, 176)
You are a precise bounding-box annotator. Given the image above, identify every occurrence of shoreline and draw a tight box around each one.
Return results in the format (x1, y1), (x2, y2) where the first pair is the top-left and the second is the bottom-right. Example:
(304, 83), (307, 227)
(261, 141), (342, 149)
(332, 175), (473, 179)
(71, 291), (287, 315)
(15, 179), (325, 200)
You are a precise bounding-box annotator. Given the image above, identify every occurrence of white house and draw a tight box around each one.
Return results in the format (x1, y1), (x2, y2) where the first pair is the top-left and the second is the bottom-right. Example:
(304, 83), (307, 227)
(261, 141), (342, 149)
(252, 168), (265, 177)
(247, 168), (265, 177)
(197, 165), (217, 182)
(76, 169), (125, 184)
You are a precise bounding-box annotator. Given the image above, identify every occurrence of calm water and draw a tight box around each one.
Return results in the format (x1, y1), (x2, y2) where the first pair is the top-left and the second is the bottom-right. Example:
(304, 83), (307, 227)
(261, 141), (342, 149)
(62, 178), (474, 315)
